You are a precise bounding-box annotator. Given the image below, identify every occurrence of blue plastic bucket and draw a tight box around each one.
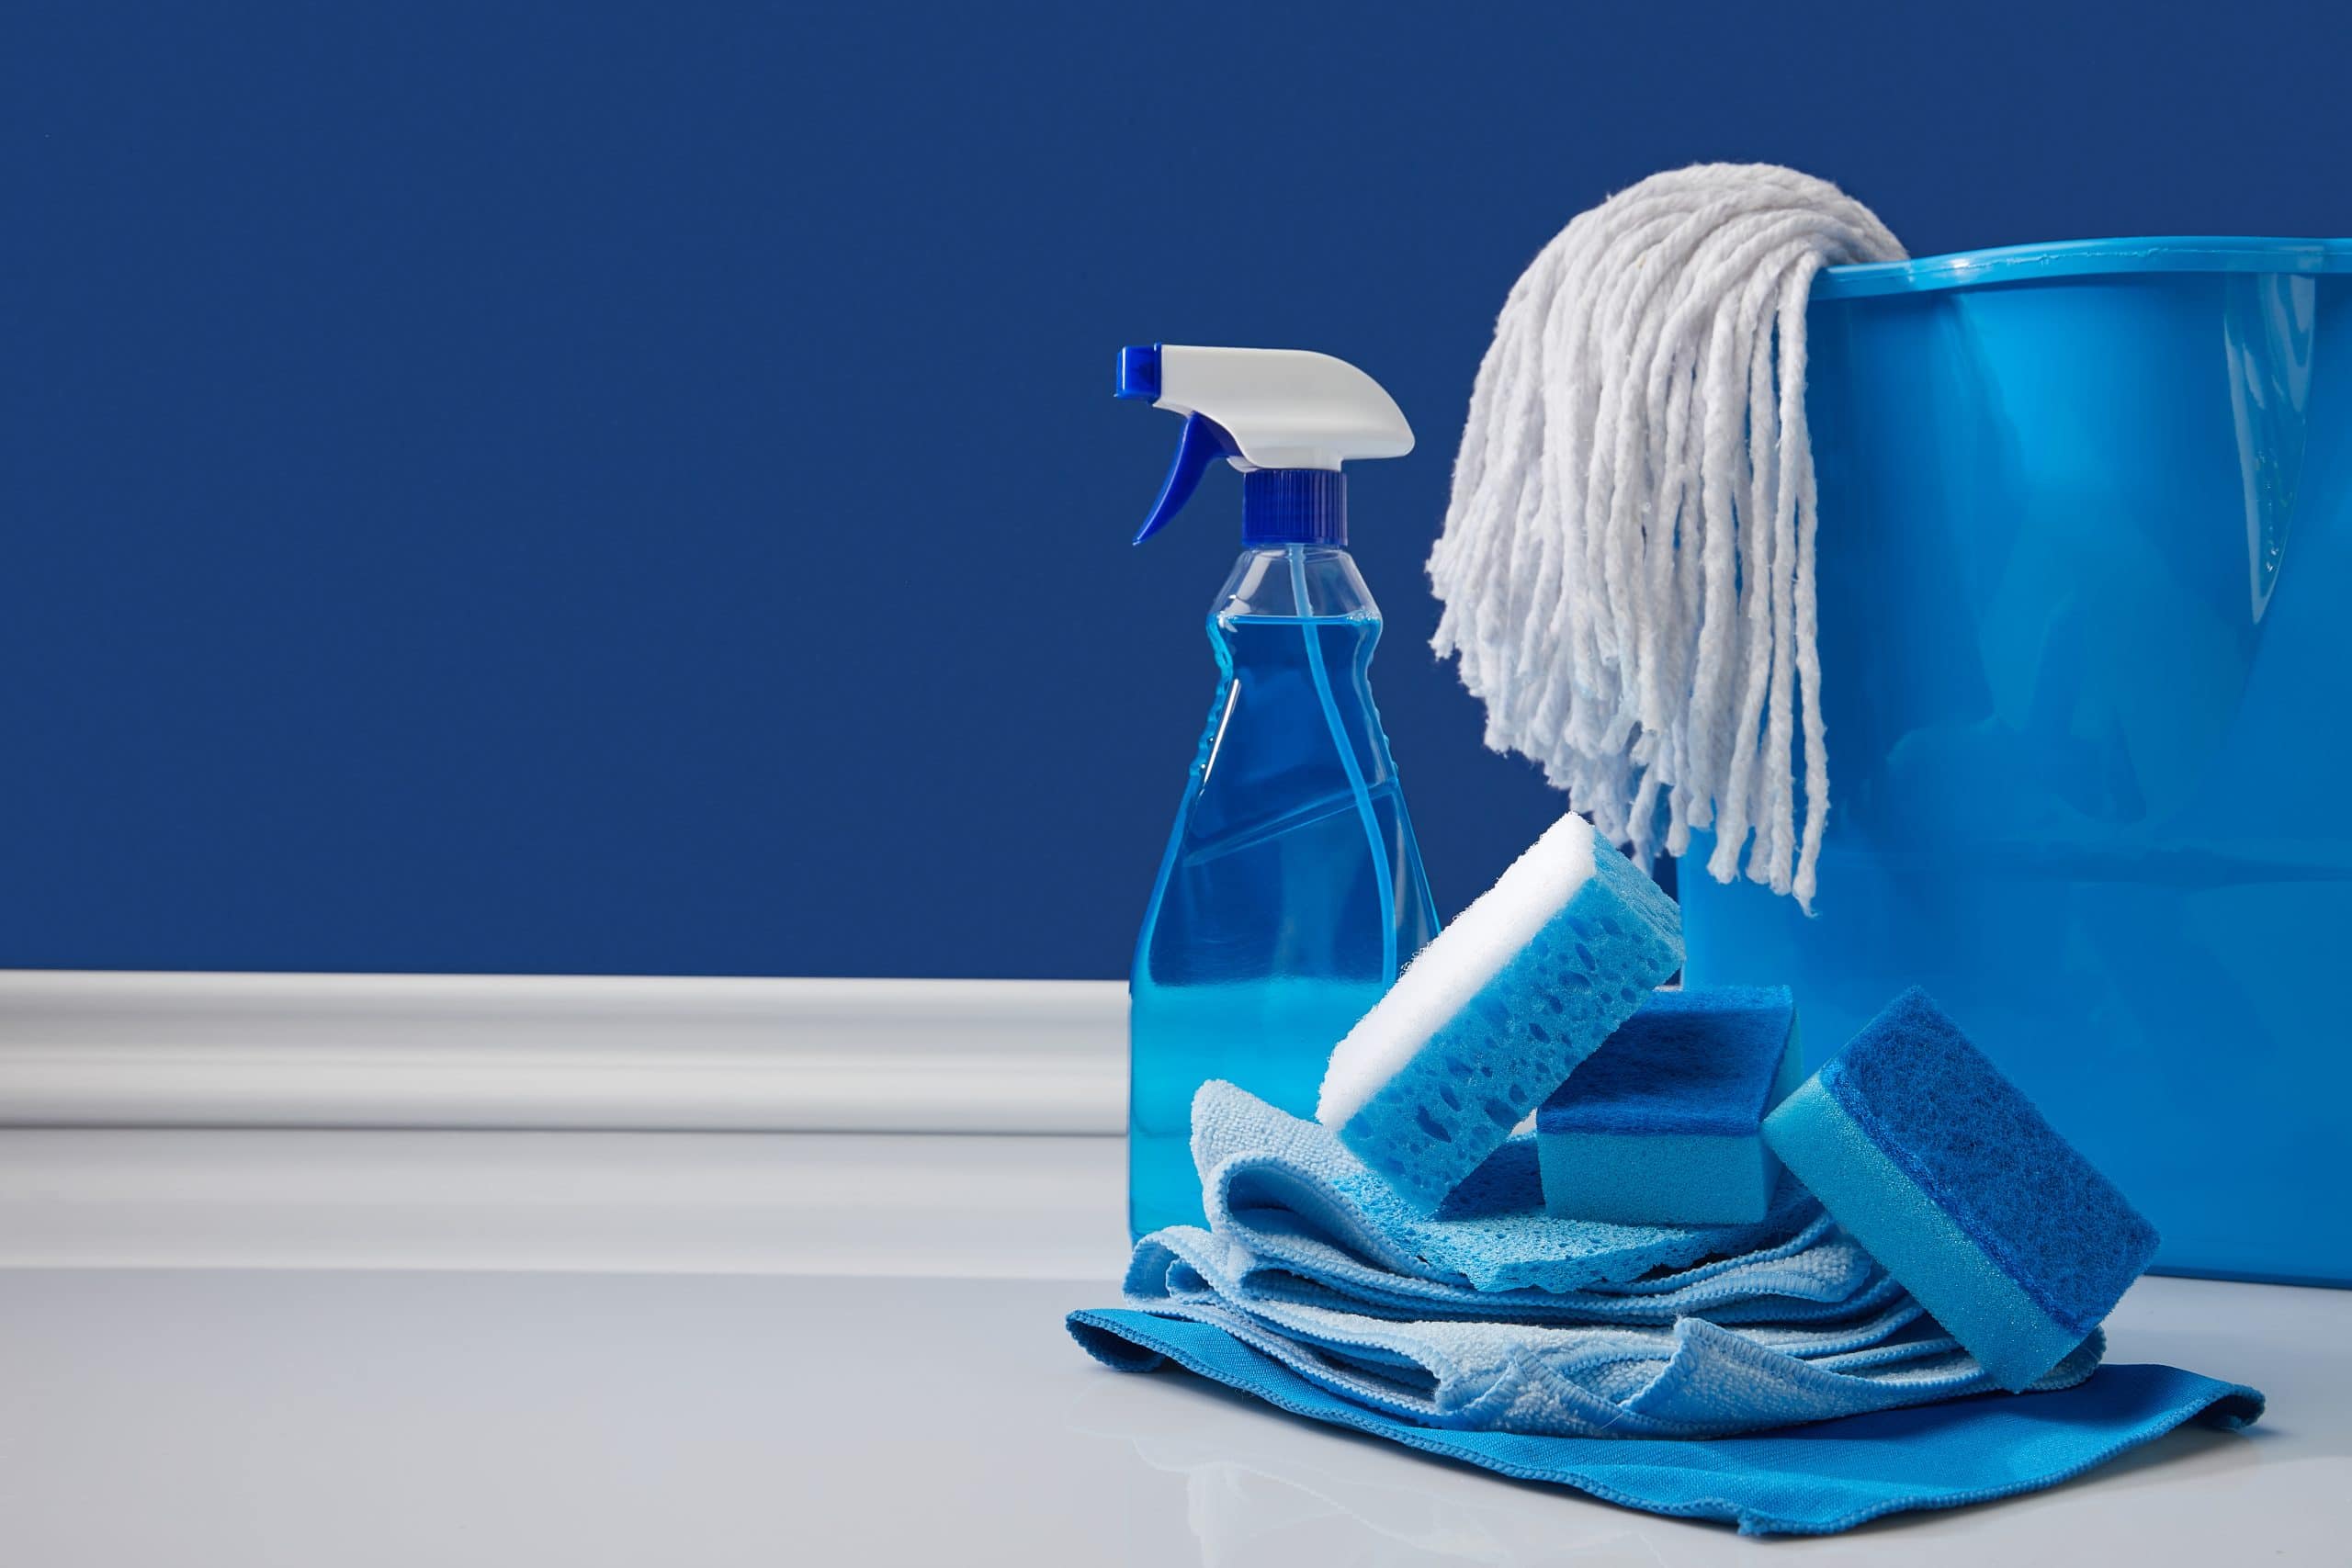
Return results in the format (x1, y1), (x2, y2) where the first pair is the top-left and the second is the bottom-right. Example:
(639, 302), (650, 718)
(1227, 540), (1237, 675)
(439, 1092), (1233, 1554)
(1678, 238), (2352, 1286)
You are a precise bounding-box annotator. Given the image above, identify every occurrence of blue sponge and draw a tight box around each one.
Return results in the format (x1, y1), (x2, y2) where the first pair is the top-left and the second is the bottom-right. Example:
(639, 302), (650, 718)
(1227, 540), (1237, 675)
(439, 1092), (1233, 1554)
(1762, 988), (2160, 1391)
(1536, 987), (1800, 1225)
(1317, 813), (1682, 1213)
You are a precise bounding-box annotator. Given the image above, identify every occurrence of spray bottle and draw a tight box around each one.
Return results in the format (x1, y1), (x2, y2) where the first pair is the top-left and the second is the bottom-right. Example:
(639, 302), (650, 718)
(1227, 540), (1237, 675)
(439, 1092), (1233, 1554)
(1120, 344), (1439, 1235)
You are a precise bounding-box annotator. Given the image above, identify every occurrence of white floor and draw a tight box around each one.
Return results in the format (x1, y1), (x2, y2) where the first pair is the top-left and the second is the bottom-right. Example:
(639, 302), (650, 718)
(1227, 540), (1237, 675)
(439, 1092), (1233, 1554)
(0, 1132), (2344, 1564)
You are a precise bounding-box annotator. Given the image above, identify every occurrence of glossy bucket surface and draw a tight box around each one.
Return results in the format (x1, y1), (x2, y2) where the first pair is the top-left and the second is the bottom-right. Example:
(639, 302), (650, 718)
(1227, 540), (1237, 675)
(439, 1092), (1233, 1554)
(1679, 239), (2352, 1285)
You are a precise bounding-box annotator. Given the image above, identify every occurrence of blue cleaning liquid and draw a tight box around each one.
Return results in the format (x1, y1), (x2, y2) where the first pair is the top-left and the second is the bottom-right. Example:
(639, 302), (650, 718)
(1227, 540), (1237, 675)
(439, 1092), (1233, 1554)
(1129, 547), (1438, 1236)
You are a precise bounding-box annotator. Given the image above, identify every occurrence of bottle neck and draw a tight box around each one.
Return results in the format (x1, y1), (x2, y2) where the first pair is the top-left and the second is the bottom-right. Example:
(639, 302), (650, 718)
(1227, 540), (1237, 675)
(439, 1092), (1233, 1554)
(1213, 540), (1378, 624)
(1240, 468), (1346, 547)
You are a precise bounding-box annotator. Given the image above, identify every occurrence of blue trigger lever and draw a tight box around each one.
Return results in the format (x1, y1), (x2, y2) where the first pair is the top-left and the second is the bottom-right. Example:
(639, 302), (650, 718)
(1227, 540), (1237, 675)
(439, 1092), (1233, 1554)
(1132, 412), (1242, 546)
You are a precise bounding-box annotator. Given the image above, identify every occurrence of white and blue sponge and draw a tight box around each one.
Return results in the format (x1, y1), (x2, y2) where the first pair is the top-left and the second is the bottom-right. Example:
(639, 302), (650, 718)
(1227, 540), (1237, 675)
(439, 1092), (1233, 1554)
(1316, 813), (1682, 1214)
(1763, 988), (2161, 1392)
(1536, 987), (1800, 1226)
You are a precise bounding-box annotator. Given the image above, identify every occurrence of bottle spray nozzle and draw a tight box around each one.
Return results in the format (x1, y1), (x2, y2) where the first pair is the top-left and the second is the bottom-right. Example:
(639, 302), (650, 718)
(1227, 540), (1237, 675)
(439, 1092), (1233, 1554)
(1117, 344), (1413, 548)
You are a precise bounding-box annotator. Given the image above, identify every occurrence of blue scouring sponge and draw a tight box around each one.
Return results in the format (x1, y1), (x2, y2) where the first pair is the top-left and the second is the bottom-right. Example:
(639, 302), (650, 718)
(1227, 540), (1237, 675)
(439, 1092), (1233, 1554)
(1536, 987), (1800, 1225)
(1762, 987), (2161, 1391)
(1317, 813), (1682, 1213)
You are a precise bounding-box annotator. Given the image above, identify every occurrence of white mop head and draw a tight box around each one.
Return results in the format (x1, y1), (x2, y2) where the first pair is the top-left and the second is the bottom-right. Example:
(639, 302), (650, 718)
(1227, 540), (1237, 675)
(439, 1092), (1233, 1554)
(1429, 164), (1905, 909)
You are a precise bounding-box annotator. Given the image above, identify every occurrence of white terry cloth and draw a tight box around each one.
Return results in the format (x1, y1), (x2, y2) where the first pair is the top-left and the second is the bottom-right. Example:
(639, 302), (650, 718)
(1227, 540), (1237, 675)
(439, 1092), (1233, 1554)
(1429, 164), (1905, 908)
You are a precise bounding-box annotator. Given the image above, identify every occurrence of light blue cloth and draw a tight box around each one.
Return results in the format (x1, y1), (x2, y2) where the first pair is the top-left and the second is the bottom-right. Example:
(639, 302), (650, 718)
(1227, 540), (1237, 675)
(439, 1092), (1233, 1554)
(1190, 1080), (1898, 1322)
(1068, 1309), (2266, 1537)
(1126, 1223), (2102, 1438)
(1150, 1215), (1904, 1326)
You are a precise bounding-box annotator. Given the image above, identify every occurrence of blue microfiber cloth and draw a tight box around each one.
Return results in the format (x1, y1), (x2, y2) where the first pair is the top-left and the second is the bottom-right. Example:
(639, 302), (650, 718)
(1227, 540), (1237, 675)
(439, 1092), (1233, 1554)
(1316, 813), (1682, 1213)
(1117, 1224), (2098, 1438)
(1193, 1079), (1831, 1301)
(1537, 986), (1801, 1225)
(1154, 1213), (1904, 1329)
(1764, 987), (2163, 1392)
(1067, 1309), (2265, 1538)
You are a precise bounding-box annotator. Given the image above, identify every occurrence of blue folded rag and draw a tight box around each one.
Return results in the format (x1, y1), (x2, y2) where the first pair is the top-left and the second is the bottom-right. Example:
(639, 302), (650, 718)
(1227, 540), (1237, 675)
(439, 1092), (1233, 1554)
(1143, 1214), (1903, 1327)
(1191, 1079), (1837, 1301)
(1123, 1224), (2100, 1438)
(1068, 1309), (2266, 1537)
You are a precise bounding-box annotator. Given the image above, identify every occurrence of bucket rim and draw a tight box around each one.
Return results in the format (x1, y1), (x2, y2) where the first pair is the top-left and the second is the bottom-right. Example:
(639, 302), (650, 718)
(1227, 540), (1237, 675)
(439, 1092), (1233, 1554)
(1815, 236), (2352, 300)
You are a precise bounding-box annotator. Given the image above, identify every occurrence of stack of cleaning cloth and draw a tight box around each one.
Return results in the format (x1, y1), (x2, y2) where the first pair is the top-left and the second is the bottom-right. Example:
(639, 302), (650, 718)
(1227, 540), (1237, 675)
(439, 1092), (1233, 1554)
(1095, 1080), (2100, 1440)
(1070, 814), (2264, 1536)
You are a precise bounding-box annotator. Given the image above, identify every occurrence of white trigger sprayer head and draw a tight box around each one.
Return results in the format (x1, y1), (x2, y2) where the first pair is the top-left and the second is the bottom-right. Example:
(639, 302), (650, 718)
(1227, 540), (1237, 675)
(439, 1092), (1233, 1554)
(1116, 344), (1413, 547)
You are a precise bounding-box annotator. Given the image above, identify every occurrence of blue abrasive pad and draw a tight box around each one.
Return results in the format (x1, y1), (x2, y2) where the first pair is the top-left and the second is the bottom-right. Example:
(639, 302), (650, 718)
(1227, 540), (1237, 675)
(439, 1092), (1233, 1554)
(1537, 987), (1799, 1224)
(1763, 987), (2162, 1392)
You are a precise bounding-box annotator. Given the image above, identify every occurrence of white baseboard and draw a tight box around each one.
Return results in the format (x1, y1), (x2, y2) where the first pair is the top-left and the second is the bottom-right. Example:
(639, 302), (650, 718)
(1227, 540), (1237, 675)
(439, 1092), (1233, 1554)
(0, 1126), (1130, 1280)
(0, 971), (1126, 1134)
(0, 971), (1136, 1276)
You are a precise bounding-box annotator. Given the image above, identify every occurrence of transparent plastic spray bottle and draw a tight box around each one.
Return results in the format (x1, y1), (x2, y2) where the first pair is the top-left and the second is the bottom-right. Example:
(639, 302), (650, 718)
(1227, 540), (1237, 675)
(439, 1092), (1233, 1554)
(1119, 344), (1439, 1236)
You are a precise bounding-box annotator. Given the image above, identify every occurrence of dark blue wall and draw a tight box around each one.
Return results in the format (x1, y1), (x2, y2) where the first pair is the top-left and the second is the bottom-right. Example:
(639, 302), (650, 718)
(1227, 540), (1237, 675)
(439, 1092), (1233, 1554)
(6, 2), (2346, 976)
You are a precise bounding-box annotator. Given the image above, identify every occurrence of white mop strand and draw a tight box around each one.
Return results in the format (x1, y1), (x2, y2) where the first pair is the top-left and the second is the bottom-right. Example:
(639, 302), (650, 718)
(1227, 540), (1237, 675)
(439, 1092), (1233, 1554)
(1430, 164), (1904, 910)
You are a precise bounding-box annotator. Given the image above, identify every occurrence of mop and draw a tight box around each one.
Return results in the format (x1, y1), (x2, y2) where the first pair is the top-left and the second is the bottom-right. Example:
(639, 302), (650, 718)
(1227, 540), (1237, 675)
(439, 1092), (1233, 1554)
(1430, 164), (1905, 908)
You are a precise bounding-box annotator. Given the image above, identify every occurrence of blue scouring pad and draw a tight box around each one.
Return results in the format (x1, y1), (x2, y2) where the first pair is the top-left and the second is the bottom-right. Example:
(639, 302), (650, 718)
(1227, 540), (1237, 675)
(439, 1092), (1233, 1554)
(1762, 987), (2161, 1391)
(1536, 987), (1800, 1225)
(1316, 813), (1682, 1213)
